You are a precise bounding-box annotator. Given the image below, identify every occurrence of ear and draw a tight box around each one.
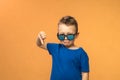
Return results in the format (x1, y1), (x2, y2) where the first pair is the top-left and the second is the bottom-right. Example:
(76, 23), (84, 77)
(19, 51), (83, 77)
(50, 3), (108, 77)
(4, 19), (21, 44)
(75, 32), (79, 38)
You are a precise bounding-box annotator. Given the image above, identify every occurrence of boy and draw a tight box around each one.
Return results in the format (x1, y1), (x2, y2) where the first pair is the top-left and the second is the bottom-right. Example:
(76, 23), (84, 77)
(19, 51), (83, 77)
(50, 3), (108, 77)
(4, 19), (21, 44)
(36, 16), (89, 80)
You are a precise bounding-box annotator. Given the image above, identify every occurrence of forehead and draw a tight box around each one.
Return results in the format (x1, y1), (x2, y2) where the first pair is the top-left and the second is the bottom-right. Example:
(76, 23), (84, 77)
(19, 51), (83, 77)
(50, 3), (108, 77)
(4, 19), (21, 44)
(58, 24), (76, 34)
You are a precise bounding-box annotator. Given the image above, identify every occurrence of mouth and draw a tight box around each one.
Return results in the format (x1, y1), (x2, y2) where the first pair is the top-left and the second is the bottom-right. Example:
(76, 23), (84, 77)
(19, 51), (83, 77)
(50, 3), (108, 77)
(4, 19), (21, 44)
(63, 41), (70, 44)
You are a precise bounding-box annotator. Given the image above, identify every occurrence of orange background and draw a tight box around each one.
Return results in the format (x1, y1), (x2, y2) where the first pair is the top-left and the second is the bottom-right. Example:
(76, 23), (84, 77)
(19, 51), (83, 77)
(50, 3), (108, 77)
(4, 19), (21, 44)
(0, 0), (120, 80)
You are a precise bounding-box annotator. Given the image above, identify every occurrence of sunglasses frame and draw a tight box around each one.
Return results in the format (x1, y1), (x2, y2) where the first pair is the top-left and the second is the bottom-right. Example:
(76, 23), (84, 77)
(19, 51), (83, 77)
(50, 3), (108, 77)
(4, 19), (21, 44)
(57, 33), (77, 41)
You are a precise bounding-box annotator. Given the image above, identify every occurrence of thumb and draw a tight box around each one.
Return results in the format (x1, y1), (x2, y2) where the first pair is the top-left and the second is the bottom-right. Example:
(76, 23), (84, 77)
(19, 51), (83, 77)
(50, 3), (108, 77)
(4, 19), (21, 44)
(38, 34), (44, 44)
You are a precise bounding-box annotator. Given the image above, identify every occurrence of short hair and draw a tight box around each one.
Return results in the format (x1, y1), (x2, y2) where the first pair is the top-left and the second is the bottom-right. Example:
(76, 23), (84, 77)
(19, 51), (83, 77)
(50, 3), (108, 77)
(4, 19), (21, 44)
(58, 16), (78, 34)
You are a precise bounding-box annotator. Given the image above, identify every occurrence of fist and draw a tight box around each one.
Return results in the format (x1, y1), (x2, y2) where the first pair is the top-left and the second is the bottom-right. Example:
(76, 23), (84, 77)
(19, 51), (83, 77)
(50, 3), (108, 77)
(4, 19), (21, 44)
(38, 31), (46, 44)
(38, 31), (46, 39)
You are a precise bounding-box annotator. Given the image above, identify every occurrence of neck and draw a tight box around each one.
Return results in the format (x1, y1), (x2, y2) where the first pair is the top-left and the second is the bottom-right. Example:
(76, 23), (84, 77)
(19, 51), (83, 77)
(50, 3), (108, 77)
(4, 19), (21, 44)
(65, 44), (77, 49)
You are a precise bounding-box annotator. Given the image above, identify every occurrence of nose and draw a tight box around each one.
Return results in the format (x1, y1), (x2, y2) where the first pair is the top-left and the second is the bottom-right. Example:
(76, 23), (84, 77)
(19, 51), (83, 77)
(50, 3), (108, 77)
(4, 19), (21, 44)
(64, 36), (67, 40)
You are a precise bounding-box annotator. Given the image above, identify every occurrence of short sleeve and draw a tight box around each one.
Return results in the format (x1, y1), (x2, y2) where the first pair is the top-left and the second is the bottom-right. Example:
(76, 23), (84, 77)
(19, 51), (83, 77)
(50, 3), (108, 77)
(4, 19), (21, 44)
(80, 48), (90, 72)
(47, 43), (59, 55)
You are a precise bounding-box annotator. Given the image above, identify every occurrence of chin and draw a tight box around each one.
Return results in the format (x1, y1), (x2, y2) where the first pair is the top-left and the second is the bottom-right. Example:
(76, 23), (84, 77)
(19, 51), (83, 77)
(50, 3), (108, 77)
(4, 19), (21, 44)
(63, 43), (71, 47)
(61, 41), (73, 47)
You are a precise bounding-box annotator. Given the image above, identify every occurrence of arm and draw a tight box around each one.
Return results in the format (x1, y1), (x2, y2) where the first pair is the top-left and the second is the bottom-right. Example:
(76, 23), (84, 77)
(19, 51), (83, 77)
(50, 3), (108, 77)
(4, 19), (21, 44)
(36, 31), (47, 50)
(82, 72), (89, 80)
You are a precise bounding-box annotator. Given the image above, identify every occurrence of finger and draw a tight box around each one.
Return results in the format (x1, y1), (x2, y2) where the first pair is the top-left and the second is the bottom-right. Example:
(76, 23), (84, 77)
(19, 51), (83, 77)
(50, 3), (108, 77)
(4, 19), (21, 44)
(39, 32), (46, 39)
(38, 34), (44, 44)
(40, 35), (46, 39)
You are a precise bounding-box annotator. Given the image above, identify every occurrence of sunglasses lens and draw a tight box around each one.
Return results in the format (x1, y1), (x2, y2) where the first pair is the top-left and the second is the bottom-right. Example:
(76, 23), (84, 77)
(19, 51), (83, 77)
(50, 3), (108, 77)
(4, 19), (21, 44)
(57, 35), (65, 40)
(57, 33), (76, 41)
(67, 34), (75, 40)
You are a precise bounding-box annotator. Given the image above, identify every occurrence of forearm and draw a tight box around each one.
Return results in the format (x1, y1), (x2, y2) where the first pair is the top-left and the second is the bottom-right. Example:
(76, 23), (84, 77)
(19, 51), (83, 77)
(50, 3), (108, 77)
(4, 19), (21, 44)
(82, 72), (89, 80)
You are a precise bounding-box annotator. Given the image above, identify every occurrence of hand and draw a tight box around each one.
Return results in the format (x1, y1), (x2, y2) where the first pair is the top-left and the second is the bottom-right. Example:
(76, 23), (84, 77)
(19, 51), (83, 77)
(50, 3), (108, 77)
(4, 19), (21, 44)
(38, 31), (46, 44)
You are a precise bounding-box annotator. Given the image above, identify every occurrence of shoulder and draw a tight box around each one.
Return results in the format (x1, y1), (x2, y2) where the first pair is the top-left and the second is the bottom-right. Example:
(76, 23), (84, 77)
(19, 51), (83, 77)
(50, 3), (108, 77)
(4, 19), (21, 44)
(78, 47), (89, 57)
(47, 43), (63, 51)
(78, 47), (89, 60)
(47, 43), (62, 55)
(79, 47), (87, 53)
(47, 43), (62, 48)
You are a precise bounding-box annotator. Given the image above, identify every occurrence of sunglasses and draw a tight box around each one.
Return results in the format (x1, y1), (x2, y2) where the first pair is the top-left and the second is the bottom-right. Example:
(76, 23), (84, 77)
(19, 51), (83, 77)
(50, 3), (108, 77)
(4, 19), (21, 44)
(57, 33), (76, 41)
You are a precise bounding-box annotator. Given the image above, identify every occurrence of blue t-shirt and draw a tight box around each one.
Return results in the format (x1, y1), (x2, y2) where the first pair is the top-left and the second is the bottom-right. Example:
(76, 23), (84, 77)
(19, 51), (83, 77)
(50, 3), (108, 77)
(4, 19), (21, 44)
(47, 43), (89, 80)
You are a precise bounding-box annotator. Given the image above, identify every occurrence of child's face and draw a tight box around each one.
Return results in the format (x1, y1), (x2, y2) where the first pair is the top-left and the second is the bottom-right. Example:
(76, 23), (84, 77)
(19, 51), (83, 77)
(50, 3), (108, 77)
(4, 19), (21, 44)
(58, 24), (78, 47)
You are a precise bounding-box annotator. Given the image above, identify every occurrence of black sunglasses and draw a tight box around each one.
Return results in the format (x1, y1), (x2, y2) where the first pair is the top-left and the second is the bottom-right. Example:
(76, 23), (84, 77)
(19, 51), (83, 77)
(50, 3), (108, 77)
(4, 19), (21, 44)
(57, 33), (76, 41)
